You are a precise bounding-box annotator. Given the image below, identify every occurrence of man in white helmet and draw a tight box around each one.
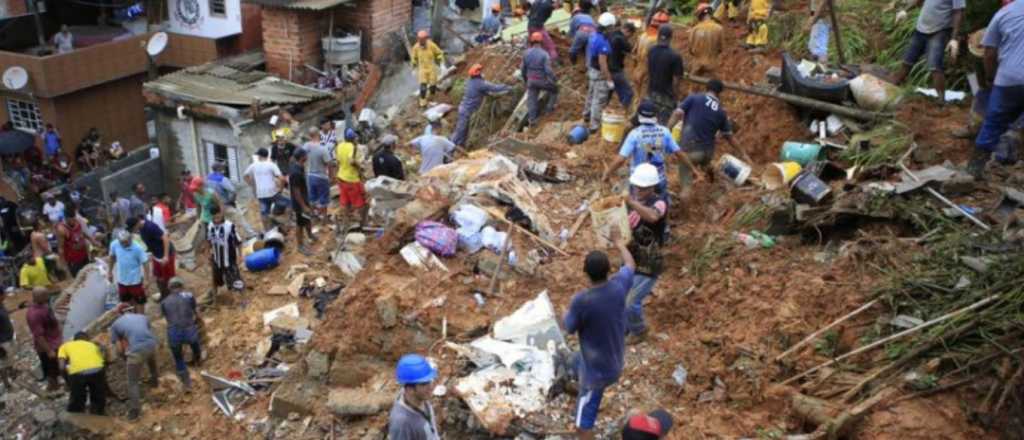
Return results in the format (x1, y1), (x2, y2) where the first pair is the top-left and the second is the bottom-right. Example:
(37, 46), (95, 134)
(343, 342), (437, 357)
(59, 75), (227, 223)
(583, 12), (618, 133)
(623, 163), (668, 342)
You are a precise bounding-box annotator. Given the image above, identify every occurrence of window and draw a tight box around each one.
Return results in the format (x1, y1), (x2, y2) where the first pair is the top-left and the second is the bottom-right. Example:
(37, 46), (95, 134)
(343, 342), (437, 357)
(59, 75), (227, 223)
(204, 141), (240, 181)
(209, 0), (226, 17)
(6, 99), (42, 133)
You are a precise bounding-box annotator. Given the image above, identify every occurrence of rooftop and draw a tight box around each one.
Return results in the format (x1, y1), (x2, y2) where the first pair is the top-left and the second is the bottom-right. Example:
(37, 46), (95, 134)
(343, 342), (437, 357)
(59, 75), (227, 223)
(241, 0), (353, 10)
(143, 52), (333, 107)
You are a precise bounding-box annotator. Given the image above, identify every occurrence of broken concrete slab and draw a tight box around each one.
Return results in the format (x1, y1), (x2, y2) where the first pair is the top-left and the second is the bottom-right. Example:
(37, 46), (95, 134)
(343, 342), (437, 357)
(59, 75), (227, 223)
(61, 262), (116, 341)
(269, 379), (323, 419)
(400, 241), (450, 272)
(269, 315), (310, 335)
(263, 303), (300, 327)
(332, 251), (365, 278)
(288, 273), (306, 297)
(895, 165), (971, 194)
(492, 290), (565, 350)
(375, 294), (399, 329)
(268, 285), (289, 296)
(327, 388), (393, 416)
(305, 350), (332, 382)
(366, 176), (418, 212)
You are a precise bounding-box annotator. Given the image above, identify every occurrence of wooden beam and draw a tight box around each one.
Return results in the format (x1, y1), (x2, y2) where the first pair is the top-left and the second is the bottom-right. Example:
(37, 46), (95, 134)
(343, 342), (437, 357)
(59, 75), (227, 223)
(826, 0), (846, 65)
(683, 75), (891, 121)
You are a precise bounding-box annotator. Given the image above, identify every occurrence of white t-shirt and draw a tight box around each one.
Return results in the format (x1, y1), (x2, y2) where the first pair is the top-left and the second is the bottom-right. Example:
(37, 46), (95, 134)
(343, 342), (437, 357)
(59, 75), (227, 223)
(244, 160), (283, 199)
(147, 205), (166, 232)
(43, 201), (65, 224)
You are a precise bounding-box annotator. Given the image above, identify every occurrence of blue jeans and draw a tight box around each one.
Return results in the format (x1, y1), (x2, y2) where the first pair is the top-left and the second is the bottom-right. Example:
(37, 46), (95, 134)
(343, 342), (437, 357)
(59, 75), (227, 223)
(527, 78), (559, 124)
(258, 193), (289, 217)
(452, 106), (472, 147)
(569, 29), (593, 64)
(976, 85), (1024, 156)
(903, 28), (951, 72)
(167, 327), (201, 375)
(307, 174), (330, 208)
(611, 71), (634, 108)
(625, 274), (658, 335)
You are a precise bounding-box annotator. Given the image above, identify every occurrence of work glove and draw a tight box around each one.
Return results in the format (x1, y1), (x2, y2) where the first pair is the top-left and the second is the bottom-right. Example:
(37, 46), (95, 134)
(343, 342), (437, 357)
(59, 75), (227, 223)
(945, 39), (959, 61)
(894, 9), (908, 23)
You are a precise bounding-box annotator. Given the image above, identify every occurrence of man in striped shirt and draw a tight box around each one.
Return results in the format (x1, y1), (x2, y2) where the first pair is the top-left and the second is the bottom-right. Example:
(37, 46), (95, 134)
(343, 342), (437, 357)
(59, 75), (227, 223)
(206, 205), (241, 301)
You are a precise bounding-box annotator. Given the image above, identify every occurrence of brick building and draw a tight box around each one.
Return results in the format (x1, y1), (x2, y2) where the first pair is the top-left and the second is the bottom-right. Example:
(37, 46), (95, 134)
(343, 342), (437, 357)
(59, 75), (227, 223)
(245, 0), (410, 81)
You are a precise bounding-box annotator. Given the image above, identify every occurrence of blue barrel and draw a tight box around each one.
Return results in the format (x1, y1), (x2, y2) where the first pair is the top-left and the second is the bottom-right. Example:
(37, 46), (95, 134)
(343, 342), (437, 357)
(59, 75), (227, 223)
(780, 141), (823, 166)
(567, 125), (589, 144)
(245, 247), (280, 272)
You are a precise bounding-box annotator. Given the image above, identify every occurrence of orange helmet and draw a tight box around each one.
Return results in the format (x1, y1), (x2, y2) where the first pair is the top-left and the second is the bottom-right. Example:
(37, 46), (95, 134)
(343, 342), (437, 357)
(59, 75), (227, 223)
(417, 30), (429, 40)
(468, 64), (484, 77)
(652, 11), (670, 24)
(491, 3), (501, 12)
(529, 32), (544, 43)
(695, 3), (712, 17)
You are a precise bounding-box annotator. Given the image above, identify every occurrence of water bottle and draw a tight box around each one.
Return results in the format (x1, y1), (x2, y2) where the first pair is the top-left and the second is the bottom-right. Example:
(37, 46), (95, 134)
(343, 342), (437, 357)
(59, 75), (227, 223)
(733, 232), (760, 249)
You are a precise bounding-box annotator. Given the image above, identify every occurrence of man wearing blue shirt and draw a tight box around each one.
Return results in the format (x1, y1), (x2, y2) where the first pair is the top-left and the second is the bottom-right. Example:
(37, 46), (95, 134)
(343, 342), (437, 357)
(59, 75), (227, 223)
(969, 0), (1024, 178)
(564, 226), (635, 440)
(569, 2), (596, 65)
(666, 80), (747, 187)
(108, 230), (149, 313)
(602, 100), (681, 195)
(584, 12), (618, 133)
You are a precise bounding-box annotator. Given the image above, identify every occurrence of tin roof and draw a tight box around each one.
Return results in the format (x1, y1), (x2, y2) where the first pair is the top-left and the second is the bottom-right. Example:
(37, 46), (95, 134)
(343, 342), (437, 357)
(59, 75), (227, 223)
(242, 0), (353, 10)
(144, 53), (332, 107)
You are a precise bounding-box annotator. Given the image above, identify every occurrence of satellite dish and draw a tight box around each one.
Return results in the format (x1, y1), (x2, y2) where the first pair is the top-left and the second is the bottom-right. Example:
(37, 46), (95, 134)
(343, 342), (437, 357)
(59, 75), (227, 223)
(146, 32), (169, 57)
(2, 67), (28, 90)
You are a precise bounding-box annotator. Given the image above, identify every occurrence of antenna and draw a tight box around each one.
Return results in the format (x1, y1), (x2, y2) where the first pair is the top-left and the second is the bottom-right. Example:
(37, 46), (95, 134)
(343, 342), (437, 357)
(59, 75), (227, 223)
(2, 66), (28, 90)
(146, 32), (169, 57)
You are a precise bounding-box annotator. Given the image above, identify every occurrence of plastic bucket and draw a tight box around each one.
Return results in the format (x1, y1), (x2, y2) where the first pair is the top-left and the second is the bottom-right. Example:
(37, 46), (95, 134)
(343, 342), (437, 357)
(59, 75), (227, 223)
(671, 123), (682, 143)
(780, 141), (823, 166)
(244, 247), (280, 272)
(762, 161), (802, 190)
(790, 172), (832, 204)
(601, 111), (626, 143)
(567, 125), (589, 144)
(717, 154), (752, 185)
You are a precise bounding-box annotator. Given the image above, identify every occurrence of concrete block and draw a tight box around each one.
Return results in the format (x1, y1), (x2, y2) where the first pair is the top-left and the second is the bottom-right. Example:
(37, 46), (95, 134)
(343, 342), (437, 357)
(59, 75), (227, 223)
(327, 388), (393, 416)
(305, 349), (332, 382)
(269, 379), (323, 419)
(375, 294), (398, 329)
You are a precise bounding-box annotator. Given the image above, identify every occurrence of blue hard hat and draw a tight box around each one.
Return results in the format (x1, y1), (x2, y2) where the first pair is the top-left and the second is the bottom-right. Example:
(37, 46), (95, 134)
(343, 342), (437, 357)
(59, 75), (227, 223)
(395, 354), (437, 385)
(344, 128), (357, 141)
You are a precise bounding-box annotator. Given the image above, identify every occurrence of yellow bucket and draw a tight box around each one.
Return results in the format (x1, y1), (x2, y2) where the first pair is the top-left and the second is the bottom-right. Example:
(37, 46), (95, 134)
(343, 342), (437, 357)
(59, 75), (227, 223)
(601, 111), (626, 143)
(762, 161), (802, 190)
(671, 123), (682, 143)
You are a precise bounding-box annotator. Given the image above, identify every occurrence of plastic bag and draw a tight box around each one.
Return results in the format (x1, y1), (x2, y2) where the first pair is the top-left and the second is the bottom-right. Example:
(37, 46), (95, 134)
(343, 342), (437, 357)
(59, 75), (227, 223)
(849, 74), (903, 111)
(415, 221), (459, 257)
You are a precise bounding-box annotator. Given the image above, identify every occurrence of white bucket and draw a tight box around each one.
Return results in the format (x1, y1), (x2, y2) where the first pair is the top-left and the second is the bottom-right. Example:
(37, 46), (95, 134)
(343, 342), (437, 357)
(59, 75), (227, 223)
(717, 154), (751, 186)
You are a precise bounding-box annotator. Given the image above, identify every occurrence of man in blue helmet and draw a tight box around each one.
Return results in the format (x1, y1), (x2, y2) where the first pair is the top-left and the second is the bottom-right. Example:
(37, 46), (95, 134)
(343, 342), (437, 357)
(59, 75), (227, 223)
(388, 354), (441, 440)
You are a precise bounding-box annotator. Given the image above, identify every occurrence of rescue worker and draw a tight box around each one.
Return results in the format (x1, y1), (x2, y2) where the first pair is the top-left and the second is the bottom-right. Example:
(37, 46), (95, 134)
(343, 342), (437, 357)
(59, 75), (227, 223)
(451, 64), (512, 149)
(477, 4), (504, 43)
(646, 25), (685, 124)
(602, 100), (682, 195)
(968, 0), (1024, 178)
(584, 12), (618, 133)
(688, 3), (724, 77)
(713, 0), (740, 22)
(411, 30), (445, 108)
(953, 28), (1023, 144)
(634, 11), (670, 92)
(388, 354), (441, 439)
(666, 79), (748, 187)
(744, 0), (772, 50)
(622, 164), (667, 342)
(805, 0), (832, 62)
(522, 32), (560, 126)
(569, 2), (596, 65)
(608, 21), (636, 108)
(526, 0), (558, 60)
(892, 0), (965, 105)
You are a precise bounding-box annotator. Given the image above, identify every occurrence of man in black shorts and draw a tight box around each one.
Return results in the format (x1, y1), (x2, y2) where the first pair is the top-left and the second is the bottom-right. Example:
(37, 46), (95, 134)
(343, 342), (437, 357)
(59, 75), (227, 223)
(289, 149), (314, 256)
(206, 205), (241, 301)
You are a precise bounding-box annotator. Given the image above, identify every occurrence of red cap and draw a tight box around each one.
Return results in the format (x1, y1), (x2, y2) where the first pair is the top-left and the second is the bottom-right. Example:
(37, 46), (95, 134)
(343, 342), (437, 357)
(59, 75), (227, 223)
(468, 63), (483, 77)
(529, 31), (544, 43)
(621, 410), (674, 440)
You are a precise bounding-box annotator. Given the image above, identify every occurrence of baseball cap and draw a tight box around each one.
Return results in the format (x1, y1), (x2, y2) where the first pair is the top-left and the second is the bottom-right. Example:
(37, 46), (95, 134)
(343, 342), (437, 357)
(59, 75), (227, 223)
(622, 410), (674, 440)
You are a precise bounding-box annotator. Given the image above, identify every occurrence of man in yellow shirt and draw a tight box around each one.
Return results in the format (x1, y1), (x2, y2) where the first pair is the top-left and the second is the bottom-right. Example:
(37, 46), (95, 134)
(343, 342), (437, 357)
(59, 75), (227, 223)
(335, 128), (367, 228)
(58, 332), (107, 414)
(745, 0), (772, 49)
(411, 30), (445, 107)
(634, 11), (670, 95)
(19, 256), (50, 289)
(688, 4), (724, 77)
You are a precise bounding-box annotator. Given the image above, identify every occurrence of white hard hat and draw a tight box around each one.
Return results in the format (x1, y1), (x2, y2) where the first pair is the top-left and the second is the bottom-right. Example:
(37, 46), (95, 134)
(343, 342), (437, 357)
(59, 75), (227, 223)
(629, 163), (660, 188)
(598, 12), (617, 27)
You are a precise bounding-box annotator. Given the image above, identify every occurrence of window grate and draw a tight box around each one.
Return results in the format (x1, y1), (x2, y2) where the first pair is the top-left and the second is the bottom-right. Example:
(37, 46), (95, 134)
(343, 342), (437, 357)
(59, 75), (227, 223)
(6, 99), (42, 133)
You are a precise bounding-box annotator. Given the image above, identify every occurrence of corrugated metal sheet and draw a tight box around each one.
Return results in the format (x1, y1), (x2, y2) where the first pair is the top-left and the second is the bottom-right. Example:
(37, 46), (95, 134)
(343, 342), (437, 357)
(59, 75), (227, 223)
(145, 66), (332, 106)
(242, 0), (353, 10)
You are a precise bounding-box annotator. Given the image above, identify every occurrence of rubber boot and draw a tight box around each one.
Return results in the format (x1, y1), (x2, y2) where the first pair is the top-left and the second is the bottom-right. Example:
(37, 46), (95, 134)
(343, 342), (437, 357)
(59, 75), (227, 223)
(967, 149), (991, 180)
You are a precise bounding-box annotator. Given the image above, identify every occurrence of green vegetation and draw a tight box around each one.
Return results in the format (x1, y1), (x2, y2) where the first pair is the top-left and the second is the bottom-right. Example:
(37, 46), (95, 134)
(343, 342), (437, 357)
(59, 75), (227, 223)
(839, 121), (913, 169)
(814, 329), (840, 357)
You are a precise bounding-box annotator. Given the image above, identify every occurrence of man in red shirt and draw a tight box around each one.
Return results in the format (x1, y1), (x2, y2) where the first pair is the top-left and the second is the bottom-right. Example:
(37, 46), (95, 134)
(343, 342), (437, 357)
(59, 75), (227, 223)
(26, 287), (63, 392)
(56, 206), (94, 278)
(177, 170), (196, 216)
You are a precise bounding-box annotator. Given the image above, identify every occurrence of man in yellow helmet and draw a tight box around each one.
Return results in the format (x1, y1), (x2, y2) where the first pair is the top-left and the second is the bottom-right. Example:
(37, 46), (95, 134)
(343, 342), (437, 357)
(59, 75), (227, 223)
(688, 3), (724, 77)
(411, 30), (445, 107)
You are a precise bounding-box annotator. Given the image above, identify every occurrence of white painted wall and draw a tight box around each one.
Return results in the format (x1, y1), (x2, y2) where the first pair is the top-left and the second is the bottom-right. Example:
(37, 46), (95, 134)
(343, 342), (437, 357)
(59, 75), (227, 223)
(167, 0), (242, 39)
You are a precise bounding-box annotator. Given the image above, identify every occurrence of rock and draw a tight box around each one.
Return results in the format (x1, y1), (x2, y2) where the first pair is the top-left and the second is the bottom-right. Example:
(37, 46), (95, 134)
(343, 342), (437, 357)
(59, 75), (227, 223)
(305, 350), (332, 382)
(59, 412), (119, 435)
(269, 315), (309, 335)
(375, 294), (398, 329)
(269, 379), (323, 419)
(288, 273), (306, 297)
(327, 388), (393, 416)
(33, 407), (57, 424)
(329, 357), (387, 387)
(475, 254), (510, 280)
(268, 285), (289, 296)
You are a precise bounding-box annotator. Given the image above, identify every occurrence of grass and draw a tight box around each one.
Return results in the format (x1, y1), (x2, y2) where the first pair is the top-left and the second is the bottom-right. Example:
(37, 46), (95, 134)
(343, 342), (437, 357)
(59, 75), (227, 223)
(731, 204), (769, 230)
(687, 235), (733, 282)
(839, 121), (913, 168)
